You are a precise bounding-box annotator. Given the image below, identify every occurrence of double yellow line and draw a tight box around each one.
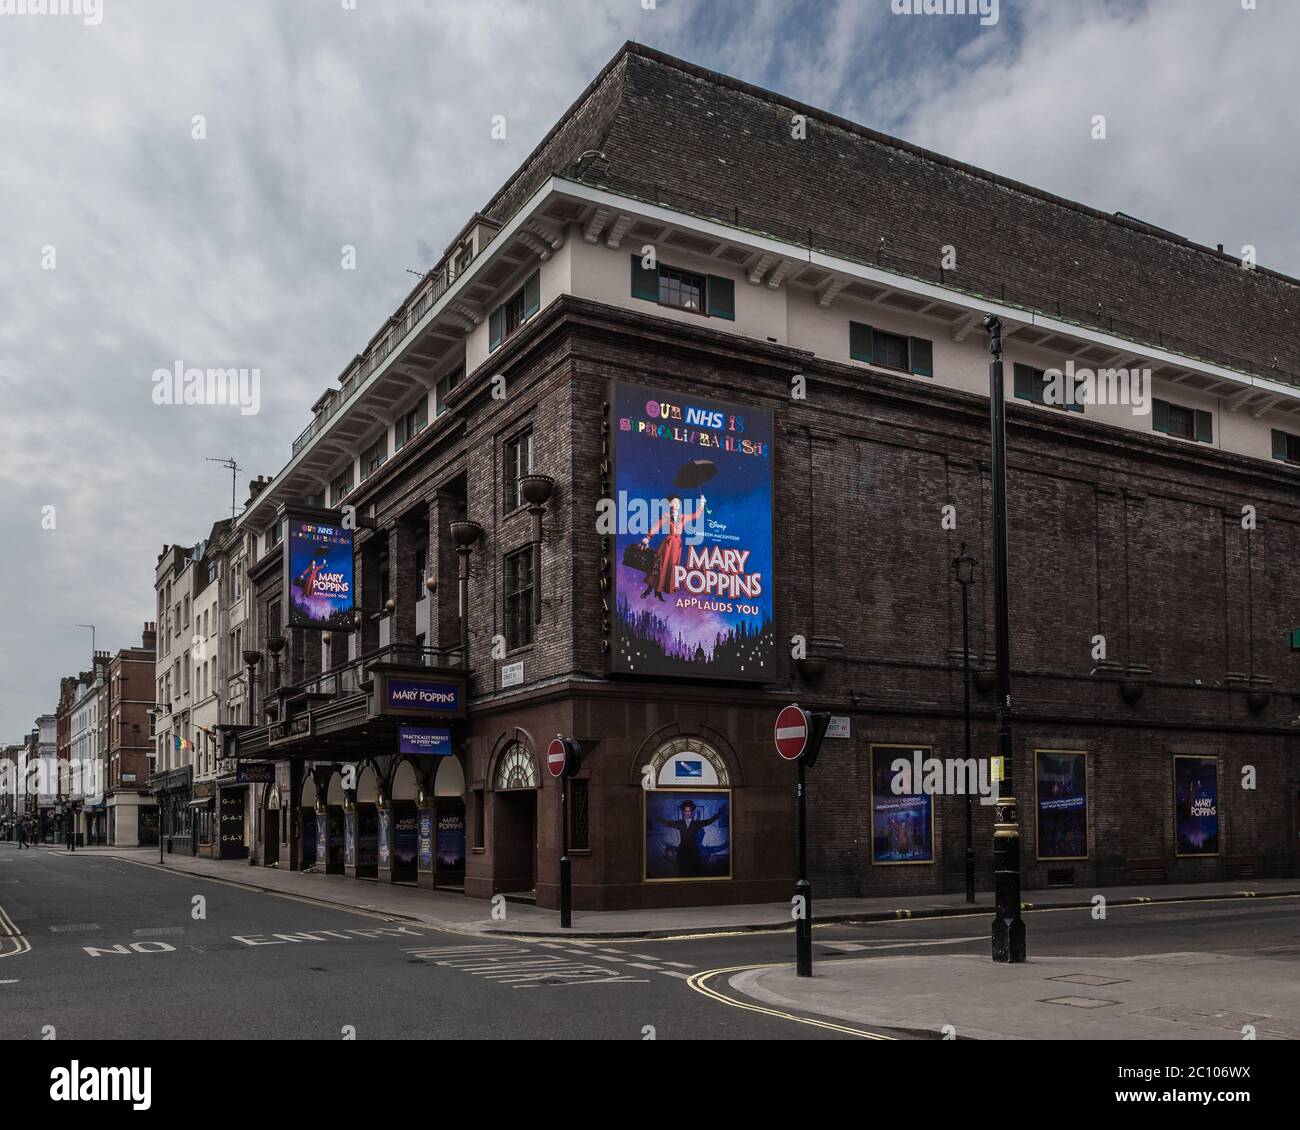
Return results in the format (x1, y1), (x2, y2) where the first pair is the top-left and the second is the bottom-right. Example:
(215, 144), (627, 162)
(688, 964), (895, 1039)
(0, 899), (29, 958)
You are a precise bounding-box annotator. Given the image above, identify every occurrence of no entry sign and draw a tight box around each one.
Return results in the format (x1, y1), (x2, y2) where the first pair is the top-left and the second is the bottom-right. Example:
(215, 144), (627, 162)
(775, 704), (810, 761)
(547, 737), (569, 778)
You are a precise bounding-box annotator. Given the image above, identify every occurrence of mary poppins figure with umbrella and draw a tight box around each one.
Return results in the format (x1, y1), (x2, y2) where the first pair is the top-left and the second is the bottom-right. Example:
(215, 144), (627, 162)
(638, 459), (716, 601)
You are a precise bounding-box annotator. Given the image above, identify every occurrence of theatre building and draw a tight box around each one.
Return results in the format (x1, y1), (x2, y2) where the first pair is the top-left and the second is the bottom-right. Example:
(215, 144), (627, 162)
(224, 44), (1300, 910)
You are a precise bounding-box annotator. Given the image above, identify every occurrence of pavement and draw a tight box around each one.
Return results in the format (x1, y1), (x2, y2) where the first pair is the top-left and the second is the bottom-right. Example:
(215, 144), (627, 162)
(26, 842), (1300, 939)
(5, 841), (1299, 1040)
(737, 949), (1300, 1041)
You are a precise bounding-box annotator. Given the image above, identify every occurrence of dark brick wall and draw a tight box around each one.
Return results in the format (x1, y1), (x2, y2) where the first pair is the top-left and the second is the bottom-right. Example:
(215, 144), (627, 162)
(245, 295), (1299, 907)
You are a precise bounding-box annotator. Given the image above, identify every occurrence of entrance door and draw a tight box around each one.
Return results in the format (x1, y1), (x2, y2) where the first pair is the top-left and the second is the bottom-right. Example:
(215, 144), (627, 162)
(492, 790), (537, 894)
(325, 807), (345, 872)
(300, 809), (318, 868)
(264, 810), (280, 865)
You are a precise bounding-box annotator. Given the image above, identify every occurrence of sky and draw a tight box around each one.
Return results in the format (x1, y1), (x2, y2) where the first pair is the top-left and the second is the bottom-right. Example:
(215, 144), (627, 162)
(0, 0), (1295, 738)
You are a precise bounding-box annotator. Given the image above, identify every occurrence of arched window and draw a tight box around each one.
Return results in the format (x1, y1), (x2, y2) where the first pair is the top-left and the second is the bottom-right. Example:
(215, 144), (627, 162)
(495, 742), (537, 790)
(648, 737), (730, 788)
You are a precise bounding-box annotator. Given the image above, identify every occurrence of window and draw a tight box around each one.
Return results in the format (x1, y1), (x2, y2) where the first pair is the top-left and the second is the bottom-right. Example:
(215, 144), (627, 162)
(849, 322), (934, 376)
(456, 245), (473, 277)
(658, 264), (705, 312)
(488, 271), (540, 352)
(360, 433), (388, 481)
(183, 596), (191, 627)
(414, 543), (428, 600)
(503, 429), (533, 512)
(331, 467), (354, 506)
(395, 397), (428, 450)
(503, 548), (534, 650)
(434, 366), (464, 417)
(1153, 398), (1212, 444)
(630, 256), (735, 319)
(207, 561), (218, 583)
(266, 522), (282, 549)
(1013, 364), (1084, 413)
(1271, 428), (1300, 464)
(473, 790), (485, 848)
(268, 600), (281, 634)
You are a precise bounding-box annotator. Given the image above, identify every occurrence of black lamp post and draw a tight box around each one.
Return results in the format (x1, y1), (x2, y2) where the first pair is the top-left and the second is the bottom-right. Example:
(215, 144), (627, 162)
(984, 314), (1026, 963)
(449, 519), (483, 669)
(242, 650), (261, 724)
(952, 542), (977, 904)
(519, 474), (555, 625)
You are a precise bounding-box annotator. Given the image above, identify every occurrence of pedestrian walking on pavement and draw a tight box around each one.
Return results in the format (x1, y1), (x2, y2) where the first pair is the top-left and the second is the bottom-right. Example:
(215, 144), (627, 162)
(65, 824), (75, 852)
(16, 822), (28, 849)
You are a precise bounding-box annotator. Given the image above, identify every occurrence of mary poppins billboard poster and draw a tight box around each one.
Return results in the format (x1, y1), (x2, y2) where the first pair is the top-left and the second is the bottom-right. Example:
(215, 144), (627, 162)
(284, 514), (355, 629)
(609, 383), (774, 680)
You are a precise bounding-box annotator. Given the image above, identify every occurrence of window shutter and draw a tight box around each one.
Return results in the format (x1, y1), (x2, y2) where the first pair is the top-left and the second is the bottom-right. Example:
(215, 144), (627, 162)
(630, 255), (659, 301)
(849, 321), (873, 362)
(522, 271), (540, 320)
(1272, 429), (1289, 460)
(706, 275), (735, 320)
(909, 337), (934, 377)
(1013, 363), (1034, 401)
(1195, 409), (1214, 444)
(1152, 398), (1171, 434)
(488, 305), (504, 352)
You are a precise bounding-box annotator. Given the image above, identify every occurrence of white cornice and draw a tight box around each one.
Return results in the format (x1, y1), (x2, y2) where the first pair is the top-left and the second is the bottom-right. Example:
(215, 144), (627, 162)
(245, 174), (1297, 529)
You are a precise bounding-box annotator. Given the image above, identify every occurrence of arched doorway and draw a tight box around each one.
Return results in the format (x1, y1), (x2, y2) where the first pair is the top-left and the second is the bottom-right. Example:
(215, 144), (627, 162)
(352, 763), (381, 878)
(492, 742), (538, 895)
(388, 761), (420, 883)
(300, 774), (319, 869)
(323, 770), (346, 874)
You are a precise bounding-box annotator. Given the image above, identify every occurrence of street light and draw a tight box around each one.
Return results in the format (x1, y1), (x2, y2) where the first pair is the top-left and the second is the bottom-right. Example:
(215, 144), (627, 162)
(983, 314), (1026, 963)
(952, 542), (977, 904)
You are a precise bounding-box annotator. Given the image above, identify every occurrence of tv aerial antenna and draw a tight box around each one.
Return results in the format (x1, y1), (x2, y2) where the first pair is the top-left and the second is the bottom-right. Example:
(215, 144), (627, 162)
(206, 455), (243, 520)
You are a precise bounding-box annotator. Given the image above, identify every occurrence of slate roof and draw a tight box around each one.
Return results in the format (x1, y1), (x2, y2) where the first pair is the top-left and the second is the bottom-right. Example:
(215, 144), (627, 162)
(484, 43), (1298, 387)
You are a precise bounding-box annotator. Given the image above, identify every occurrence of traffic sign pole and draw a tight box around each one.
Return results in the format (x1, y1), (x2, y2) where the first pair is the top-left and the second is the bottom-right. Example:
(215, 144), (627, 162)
(549, 736), (579, 930)
(560, 776), (571, 930)
(795, 757), (812, 977)
(775, 704), (829, 978)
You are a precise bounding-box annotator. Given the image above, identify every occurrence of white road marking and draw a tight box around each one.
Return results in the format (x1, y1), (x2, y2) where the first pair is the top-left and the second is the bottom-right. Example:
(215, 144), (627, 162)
(658, 969), (692, 979)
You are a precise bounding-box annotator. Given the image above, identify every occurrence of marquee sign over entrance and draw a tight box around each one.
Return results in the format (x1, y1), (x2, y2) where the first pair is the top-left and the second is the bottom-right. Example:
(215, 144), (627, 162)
(369, 665), (467, 720)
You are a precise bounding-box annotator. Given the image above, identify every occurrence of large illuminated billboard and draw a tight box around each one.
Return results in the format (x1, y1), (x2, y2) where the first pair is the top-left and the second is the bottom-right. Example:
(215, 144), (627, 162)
(608, 383), (774, 680)
(284, 513), (354, 629)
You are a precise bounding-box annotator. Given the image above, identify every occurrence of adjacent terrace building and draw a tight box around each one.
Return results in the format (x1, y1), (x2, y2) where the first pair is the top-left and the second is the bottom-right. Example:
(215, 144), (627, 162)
(225, 44), (1300, 910)
(105, 624), (158, 846)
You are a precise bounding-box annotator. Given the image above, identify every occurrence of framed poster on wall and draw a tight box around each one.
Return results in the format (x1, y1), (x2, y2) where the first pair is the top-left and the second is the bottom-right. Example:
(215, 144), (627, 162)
(1174, 755), (1219, 857)
(1034, 749), (1088, 861)
(869, 744), (934, 864)
(643, 789), (732, 882)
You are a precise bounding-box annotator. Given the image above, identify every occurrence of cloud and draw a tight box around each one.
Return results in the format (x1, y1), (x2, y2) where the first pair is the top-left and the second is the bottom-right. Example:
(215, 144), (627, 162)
(0, 0), (1293, 734)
